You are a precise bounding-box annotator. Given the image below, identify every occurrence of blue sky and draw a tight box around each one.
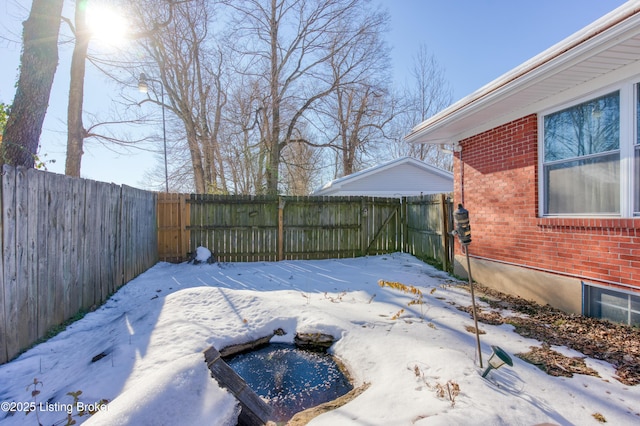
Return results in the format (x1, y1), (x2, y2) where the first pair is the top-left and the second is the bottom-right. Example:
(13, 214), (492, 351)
(0, 0), (630, 189)
(386, 0), (629, 99)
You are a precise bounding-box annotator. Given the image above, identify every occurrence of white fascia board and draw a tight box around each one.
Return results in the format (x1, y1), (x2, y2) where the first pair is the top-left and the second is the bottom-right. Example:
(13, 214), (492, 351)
(316, 191), (445, 197)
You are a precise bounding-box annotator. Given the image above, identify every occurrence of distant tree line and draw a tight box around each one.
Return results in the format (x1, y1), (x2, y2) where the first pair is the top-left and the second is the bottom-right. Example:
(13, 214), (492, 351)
(1, 0), (453, 195)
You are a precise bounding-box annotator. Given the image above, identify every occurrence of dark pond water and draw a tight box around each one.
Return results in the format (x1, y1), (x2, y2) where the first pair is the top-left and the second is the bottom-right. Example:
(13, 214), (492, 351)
(225, 343), (353, 422)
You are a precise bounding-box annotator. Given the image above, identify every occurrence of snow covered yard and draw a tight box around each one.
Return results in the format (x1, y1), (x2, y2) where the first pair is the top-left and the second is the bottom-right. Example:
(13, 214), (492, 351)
(0, 253), (638, 425)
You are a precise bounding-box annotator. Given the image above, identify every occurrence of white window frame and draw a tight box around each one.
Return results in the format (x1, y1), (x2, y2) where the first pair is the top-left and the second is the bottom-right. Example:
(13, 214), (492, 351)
(538, 79), (637, 218)
(583, 281), (640, 326)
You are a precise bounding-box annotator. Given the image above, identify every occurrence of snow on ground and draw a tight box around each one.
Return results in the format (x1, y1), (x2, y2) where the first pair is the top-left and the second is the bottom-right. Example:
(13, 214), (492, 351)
(0, 253), (638, 425)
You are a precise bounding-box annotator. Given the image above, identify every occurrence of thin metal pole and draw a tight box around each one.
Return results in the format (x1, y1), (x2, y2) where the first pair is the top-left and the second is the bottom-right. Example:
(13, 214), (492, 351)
(465, 245), (483, 368)
(160, 82), (169, 193)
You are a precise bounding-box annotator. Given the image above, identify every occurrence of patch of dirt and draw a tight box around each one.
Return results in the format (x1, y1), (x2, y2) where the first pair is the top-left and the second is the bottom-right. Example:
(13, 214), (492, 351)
(455, 283), (640, 386)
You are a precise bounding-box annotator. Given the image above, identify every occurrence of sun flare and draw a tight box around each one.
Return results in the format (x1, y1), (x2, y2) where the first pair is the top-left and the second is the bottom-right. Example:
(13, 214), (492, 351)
(86, 3), (129, 47)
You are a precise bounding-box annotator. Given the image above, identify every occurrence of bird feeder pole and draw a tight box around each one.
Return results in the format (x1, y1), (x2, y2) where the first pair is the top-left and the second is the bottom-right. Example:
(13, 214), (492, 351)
(453, 204), (483, 368)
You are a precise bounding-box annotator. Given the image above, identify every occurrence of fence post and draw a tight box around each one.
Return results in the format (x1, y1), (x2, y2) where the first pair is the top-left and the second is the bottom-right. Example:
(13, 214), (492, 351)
(439, 193), (448, 271)
(278, 197), (285, 261)
(360, 198), (368, 256)
(401, 197), (408, 253)
(180, 194), (190, 261)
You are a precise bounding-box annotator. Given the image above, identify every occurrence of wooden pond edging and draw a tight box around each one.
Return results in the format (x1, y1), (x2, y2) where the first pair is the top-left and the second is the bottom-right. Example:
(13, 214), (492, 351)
(204, 345), (273, 425)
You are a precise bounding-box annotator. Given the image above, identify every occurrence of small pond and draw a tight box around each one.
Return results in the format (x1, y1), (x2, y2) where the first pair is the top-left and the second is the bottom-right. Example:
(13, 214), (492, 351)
(225, 343), (353, 422)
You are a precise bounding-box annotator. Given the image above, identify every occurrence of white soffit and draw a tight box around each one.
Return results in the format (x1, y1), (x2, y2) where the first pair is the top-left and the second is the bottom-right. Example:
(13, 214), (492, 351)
(405, 3), (640, 145)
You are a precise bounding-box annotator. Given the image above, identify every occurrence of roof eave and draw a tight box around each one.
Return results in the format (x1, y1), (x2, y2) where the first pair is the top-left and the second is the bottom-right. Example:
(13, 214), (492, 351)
(405, 2), (640, 145)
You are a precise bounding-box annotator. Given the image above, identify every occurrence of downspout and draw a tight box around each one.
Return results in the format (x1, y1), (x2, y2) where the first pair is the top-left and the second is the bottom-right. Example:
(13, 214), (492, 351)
(460, 148), (464, 206)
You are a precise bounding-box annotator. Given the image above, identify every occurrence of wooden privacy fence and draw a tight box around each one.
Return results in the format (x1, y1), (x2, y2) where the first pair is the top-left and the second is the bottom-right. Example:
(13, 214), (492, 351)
(157, 193), (453, 269)
(0, 165), (158, 364)
(405, 194), (454, 271)
(158, 194), (403, 262)
(0, 163), (451, 366)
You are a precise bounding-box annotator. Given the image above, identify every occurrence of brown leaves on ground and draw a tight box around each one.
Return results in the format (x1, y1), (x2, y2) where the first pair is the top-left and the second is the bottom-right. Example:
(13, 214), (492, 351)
(435, 380), (460, 407)
(464, 325), (485, 335)
(455, 283), (640, 386)
(592, 412), (607, 423)
(516, 344), (599, 378)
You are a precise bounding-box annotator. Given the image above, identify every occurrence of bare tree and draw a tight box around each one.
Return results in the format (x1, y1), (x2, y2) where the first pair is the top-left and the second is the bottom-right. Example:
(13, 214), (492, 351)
(306, 5), (393, 178)
(1, 0), (64, 168)
(317, 84), (394, 177)
(409, 44), (453, 168)
(225, 0), (387, 194)
(223, 76), (267, 194)
(412, 44), (452, 124)
(280, 125), (324, 195)
(132, 0), (229, 193)
(64, 0), (90, 177)
(62, 0), (180, 179)
(388, 43), (454, 171)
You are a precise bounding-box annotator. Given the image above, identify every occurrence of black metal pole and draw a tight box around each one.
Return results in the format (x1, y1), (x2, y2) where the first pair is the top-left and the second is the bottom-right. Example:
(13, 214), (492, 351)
(465, 244), (483, 368)
(160, 82), (168, 193)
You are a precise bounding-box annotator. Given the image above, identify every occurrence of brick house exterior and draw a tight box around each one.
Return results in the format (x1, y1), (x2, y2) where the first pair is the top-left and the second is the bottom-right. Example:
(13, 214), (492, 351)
(406, 3), (640, 324)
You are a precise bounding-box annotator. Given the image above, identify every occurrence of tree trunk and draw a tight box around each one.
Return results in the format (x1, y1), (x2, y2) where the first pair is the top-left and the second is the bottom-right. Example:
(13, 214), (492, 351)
(1, 0), (64, 168)
(266, 0), (280, 195)
(65, 0), (90, 177)
(185, 126), (206, 193)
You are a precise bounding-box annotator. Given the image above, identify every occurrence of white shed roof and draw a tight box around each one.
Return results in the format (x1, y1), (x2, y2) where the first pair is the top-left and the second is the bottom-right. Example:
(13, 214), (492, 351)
(405, 2), (640, 145)
(313, 157), (453, 197)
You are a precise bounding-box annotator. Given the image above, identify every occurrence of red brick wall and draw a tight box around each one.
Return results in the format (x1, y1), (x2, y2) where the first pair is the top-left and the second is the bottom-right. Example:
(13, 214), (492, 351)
(454, 114), (640, 289)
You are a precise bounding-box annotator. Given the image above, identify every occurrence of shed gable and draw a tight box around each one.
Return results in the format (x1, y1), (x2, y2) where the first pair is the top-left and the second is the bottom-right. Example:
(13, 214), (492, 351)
(341, 162), (451, 193)
(314, 157), (453, 196)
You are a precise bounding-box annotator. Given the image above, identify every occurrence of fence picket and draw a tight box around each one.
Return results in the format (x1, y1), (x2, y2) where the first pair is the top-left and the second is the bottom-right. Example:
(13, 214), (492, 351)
(0, 172), (4, 364)
(2, 166), (18, 362)
(0, 166), (157, 364)
(28, 169), (46, 341)
(405, 194), (453, 270)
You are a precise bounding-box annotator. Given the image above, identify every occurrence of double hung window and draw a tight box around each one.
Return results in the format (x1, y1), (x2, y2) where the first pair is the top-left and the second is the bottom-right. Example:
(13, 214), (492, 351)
(541, 81), (640, 217)
(543, 91), (620, 215)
